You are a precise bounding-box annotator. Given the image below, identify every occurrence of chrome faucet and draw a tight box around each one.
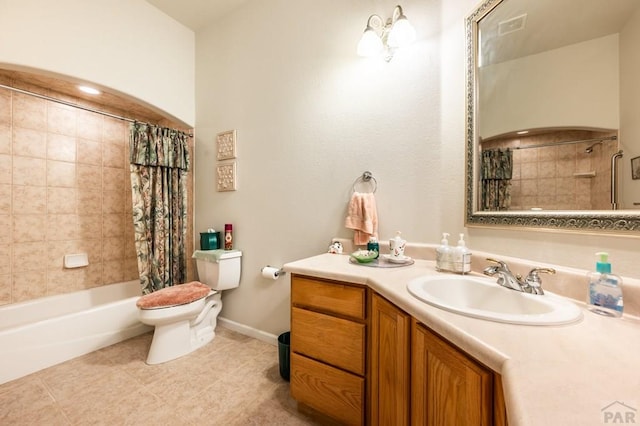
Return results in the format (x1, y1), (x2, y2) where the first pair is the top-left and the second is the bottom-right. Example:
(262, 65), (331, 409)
(483, 258), (555, 295)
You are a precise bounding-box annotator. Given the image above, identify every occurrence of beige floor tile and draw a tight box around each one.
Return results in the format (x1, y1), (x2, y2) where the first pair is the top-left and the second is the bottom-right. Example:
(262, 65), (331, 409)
(1, 326), (322, 425)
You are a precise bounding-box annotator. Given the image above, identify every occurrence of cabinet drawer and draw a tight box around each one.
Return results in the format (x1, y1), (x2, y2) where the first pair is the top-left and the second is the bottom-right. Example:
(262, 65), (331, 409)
(292, 275), (365, 319)
(291, 307), (365, 375)
(291, 352), (364, 426)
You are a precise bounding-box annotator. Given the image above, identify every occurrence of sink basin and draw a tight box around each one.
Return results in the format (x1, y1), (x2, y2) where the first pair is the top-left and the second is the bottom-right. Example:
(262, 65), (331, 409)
(407, 275), (582, 325)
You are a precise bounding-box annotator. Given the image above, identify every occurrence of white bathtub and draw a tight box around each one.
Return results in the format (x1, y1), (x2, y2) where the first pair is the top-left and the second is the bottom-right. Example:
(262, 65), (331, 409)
(0, 280), (151, 385)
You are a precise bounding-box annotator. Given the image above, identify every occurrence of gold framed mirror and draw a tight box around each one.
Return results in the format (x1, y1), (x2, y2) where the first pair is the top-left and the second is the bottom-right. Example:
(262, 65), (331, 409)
(465, 0), (640, 233)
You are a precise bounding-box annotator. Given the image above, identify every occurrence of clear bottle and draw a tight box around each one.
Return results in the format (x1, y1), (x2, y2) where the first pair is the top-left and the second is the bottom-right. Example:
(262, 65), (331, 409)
(436, 233), (453, 272)
(454, 234), (472, 274)
(587, 252), (623, 317)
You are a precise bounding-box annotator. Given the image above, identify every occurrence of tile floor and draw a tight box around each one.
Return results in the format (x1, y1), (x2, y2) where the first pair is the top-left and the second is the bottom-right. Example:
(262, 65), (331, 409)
(0, 327), (323, 425)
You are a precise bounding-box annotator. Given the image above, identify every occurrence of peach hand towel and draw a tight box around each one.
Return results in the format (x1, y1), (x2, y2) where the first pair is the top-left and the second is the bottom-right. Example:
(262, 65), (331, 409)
(345, 192), (378, 245)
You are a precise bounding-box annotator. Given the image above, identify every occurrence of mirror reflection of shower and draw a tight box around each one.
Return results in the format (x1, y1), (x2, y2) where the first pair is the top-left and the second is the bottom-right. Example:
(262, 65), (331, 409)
(611, 149), (624, 210)
(584, 141), (604, 153)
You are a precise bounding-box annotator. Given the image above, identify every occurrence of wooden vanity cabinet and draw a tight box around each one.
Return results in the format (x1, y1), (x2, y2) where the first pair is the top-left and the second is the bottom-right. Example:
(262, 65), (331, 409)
(369, 295), (508, 426)
(370, 292), (411, 426)
(290, 275), (367, 426)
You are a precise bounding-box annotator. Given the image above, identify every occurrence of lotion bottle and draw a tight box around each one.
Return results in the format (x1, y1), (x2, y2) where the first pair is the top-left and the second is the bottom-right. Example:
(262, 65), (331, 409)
(587, 252), (623, 317)
(436, 233), (452, 272)
(454, 234), (472, 274)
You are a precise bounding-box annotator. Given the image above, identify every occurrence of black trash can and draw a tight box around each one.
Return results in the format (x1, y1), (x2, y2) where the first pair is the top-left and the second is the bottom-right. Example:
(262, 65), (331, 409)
(277, 331), (290, 381)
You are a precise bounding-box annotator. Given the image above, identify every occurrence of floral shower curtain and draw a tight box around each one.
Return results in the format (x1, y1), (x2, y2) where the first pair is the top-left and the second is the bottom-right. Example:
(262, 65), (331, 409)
(481, 149), (513, 211)
(129, 122), (190, 294)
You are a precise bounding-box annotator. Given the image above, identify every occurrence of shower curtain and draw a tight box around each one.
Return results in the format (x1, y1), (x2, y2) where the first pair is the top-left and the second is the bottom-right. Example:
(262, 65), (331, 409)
(481, 149), (512, 211)
(129, 122), (190, 294)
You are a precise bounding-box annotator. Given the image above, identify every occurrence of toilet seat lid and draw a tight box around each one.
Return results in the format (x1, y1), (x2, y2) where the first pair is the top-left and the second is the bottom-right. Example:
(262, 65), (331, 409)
(136, 281), (212, 309)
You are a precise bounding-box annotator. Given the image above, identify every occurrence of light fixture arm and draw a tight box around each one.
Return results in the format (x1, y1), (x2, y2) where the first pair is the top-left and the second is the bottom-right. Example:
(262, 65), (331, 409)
(357, 5), (416, 62)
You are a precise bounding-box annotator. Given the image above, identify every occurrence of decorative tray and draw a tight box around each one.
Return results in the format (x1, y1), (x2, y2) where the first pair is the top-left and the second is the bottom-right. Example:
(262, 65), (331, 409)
(348, 256), (415, 268)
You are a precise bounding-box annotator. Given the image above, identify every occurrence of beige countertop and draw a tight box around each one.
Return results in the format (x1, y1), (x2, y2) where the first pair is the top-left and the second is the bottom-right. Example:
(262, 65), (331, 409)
(283, 248), (640, 426)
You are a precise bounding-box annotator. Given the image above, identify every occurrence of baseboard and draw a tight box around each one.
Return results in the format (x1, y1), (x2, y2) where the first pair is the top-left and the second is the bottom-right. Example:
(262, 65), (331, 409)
(217, 317), (280, 346)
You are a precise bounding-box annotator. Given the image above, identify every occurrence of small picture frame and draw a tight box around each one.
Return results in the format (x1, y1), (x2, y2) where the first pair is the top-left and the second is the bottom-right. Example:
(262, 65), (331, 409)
(632, 156), (640, 180)
(216, 130), (236, 160)
(217, 161), (237, 191)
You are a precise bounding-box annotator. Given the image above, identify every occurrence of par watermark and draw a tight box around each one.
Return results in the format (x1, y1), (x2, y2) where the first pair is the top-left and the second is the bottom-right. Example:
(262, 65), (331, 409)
(602, 401), (637, 424)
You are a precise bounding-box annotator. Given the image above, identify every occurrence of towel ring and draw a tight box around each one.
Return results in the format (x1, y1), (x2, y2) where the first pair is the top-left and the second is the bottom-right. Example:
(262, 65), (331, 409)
(352, 171), (377, 193)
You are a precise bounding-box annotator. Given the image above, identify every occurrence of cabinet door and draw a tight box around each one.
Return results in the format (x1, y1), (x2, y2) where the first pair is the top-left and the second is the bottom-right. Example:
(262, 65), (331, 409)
(411, 320), (493, 426)
(370, 293), (410, 426)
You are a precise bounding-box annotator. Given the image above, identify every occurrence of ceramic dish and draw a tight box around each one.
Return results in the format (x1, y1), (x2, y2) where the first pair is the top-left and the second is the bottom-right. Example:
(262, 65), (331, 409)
(383, 254), (413, 264)
(350, 250), (378, 263)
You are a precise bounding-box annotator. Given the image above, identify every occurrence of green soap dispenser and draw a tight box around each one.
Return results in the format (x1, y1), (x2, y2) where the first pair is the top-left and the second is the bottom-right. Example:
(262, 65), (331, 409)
(587, 252), (623, 317)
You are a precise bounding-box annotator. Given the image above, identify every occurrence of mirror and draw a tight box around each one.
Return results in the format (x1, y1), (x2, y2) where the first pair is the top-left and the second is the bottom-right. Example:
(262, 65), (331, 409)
(465, 0), (640, 232)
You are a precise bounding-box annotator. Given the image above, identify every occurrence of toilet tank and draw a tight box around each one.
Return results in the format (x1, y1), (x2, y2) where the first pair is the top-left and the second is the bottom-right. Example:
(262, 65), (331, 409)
(194, 250), (242, 291)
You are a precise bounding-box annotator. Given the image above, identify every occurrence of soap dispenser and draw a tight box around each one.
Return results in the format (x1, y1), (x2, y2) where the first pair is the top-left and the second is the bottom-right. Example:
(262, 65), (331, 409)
(436, 233), (453, 272)
(587, 252), (623, 317)
(454, 234), (472, 274)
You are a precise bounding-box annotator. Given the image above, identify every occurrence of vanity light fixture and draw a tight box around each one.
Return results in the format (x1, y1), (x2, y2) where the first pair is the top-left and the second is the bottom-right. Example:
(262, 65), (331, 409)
(516, 130), (529, 135)
(78, 85), (100, 95)
(357, 5), (416, 61)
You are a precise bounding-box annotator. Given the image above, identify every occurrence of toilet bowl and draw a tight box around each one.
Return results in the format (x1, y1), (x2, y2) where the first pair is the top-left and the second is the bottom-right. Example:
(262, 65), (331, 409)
(136, 249), (242, 364)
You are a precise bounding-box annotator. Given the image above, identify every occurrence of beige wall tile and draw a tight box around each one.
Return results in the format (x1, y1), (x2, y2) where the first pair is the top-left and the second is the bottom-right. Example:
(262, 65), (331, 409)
(12, 270), (47, 302)
(103, 118), (125, 145)
(0, 154), (10, 184)
(13, 127), (46, 158)
(77, 111), (102, 141)
(103, 213), (123, 237)
(538, 161), (557, 179)
(0, 244), (10, 275)
(103, 237), (123, 261)
(47, 160), (76, 187)
(0, 274), (10, 305)
(47, 134), (76, 162)
(0, 215), (10, 244)
(13, 185), (46, 214)
(77, 164), (101, 188)
(13, 156), (46, 186)
(0, 90), (10, 126)
(103, 143), (124, 168)
(77, 139), (102, 165)
(48, 269), (83, 295)
(103, 167), (124, 191)
(77, 214), (101, 240)
(13, 242), (47, 272)
(13, 214), (46, 242)
(0, 123), (11, 154)
(103, 260), (124, 284)
(46, 240), (76, 269)
(0, 184), (10, 214)
(78, 264), (103, 288)
(48, 187), (77, 214)
(103, 190), (124, 214)
(12, 93), (46, 131)
(123, 258), (139, 282)
(77, 189), (102, 215)
(47, 214), (78, 241)
(47, 105), (76, 136)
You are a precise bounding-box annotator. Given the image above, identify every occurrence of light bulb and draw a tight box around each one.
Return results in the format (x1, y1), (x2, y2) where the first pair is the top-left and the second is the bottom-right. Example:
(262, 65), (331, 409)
(388, 17), (416, 48)
(357, 28), (384, 57)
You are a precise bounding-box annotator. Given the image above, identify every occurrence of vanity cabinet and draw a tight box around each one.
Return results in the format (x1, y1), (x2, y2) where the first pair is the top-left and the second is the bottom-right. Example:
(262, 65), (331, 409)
(370, 292), (411, 426)
(369, 294), (508, 426)
(290, 275), (367, 425)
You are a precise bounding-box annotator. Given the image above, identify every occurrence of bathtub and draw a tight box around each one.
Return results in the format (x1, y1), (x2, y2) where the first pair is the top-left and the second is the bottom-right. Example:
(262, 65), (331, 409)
(0, 280), (151, 385)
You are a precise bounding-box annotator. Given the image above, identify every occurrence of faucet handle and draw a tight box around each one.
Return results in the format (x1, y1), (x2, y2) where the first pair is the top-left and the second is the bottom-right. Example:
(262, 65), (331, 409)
(486, 258), (510, 270)
(525, 267), (556, 295)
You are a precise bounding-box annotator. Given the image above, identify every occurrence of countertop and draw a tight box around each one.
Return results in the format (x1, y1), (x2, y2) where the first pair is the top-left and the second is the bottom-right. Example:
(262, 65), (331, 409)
(283, 251), (640, 426)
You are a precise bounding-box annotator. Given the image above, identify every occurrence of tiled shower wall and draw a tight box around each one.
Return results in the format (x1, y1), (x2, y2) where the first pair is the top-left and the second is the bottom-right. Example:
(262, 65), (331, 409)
(0, 78), (194, 306)
(482, 130), (618, 210)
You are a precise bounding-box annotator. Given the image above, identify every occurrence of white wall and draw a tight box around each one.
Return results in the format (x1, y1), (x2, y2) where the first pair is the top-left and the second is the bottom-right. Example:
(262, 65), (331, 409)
(479, 34), (619, 139)
(194, 0), (639, 338)
(0, 0), (195, 126)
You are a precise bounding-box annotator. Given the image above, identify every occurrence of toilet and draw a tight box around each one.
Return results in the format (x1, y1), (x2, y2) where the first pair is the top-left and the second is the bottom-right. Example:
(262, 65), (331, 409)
(136, 249), (242, 364)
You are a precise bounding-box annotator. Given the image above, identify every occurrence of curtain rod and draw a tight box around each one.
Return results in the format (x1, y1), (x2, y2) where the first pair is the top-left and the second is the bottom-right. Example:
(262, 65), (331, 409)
(497, 135), (617, 151)
(0, 83), (193, 138)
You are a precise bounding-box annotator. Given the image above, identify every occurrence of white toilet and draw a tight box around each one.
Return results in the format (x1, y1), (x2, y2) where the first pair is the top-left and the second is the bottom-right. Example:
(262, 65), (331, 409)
(136, 249), (242, 364)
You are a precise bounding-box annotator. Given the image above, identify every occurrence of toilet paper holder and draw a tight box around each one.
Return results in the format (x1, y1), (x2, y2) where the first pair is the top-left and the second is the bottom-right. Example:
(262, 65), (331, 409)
(261, 265), (286, 278)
